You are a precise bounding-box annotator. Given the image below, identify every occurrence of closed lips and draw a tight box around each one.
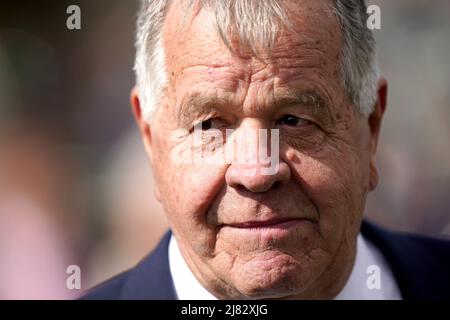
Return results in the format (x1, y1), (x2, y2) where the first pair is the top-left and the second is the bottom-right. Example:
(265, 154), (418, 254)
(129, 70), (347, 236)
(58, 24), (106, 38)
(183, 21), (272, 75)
(224, 218), (308, 229)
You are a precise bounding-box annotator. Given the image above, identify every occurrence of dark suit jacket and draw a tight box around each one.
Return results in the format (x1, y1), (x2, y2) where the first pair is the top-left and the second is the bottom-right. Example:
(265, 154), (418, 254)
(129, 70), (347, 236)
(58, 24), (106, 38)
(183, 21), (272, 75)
(83, 221), (450, 300)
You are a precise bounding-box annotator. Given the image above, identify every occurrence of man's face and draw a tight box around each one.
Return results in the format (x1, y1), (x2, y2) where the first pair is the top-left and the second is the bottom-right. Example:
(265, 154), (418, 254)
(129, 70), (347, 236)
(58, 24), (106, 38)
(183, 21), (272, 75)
(137, 0), (384, 299)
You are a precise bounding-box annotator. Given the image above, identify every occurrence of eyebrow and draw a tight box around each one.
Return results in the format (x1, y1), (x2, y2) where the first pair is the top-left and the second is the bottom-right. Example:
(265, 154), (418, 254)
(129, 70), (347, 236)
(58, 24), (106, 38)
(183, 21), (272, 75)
(267, 89), (335, 127)
(177, 91), (230, 124)
(274, 89), (330, 113)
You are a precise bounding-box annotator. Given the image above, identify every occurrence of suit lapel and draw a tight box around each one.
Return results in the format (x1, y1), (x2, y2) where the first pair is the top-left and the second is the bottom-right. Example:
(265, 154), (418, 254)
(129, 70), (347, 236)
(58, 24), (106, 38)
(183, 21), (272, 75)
(120, 231), (176, 299)
(361, 220), (450, 299)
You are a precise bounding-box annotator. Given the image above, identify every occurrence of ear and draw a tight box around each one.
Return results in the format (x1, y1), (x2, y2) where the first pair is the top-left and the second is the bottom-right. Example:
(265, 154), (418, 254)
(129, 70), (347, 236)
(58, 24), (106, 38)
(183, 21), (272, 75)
(131, 87), (153, 161)
(130, 87), (162, 201)
(368, 77), (388, 191)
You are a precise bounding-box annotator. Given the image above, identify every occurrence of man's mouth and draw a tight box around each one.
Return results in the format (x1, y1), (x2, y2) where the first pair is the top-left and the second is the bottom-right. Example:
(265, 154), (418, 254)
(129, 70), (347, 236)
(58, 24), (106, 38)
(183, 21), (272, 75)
(224, 218), (308, 229)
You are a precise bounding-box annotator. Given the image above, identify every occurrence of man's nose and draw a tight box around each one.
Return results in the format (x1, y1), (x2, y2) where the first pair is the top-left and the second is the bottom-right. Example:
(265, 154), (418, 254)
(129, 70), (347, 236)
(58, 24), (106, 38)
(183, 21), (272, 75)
(224, 121), (291, 193)
(225, 163), (291, 193)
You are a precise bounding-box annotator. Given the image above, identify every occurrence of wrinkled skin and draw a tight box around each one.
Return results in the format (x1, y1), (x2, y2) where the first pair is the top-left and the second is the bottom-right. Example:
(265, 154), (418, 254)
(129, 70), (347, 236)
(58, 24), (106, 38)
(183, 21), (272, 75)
(132, 0), (387, 299)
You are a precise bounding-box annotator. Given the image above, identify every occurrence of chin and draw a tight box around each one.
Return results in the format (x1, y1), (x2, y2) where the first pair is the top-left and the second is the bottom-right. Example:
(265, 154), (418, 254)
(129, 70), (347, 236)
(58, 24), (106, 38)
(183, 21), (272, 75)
(231, 252), (312, 299)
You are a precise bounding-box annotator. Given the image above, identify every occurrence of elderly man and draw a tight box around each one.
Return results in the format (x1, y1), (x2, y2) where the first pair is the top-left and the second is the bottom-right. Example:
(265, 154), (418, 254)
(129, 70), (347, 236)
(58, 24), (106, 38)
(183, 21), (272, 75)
(85, 0), (450, 300)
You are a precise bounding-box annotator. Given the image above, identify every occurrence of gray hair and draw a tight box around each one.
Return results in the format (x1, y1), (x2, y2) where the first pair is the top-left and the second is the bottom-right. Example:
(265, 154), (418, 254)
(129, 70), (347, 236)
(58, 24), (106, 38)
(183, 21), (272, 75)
(134, 0), (379, 122)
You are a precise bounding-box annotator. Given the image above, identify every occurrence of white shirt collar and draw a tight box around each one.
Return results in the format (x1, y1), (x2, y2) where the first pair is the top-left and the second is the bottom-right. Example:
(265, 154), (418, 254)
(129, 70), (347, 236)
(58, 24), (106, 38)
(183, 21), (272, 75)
(168, 233), (401, 300)
(334, 233), (402, 299)
(168, 235), (217, 300)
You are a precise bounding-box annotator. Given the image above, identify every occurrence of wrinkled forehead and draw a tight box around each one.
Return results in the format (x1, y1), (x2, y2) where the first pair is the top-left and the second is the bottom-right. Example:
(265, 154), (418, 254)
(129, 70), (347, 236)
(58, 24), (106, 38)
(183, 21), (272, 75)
(162, 0), (342, 72)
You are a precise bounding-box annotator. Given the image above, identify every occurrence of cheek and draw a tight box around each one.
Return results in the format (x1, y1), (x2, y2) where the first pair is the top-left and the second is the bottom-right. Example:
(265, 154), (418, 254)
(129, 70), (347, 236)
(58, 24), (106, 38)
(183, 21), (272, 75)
(152, 137), (227, 229)
(291, 149), (368, 243)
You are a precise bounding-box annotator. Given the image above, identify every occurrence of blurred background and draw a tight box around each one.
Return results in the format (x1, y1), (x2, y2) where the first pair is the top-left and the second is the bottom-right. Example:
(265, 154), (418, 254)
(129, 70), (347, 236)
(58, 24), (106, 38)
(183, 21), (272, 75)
(0, 0), (449, 299)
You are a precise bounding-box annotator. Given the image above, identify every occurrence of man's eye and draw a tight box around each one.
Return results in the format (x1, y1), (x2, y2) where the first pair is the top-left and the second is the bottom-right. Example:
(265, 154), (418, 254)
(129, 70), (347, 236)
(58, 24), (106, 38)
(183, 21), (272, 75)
(276, 115), (311, 127)
(200, 119), (213, 130)
(193, 118), (226, 132)
(193, 119), (213, 131)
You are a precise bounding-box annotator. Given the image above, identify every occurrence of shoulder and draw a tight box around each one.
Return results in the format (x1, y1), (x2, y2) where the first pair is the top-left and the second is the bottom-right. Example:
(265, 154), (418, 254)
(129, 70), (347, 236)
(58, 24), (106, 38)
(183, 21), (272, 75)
(362, 220), (450, 263)
(362, 220), (450, 299)
(81, 231), (176, 300)
(80, 270), (131, 300)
